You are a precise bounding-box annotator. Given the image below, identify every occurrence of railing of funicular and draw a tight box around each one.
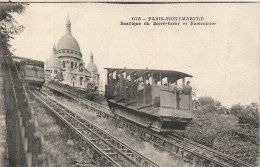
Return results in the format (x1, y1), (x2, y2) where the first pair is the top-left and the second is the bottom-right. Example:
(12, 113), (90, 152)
(1, 54), (50, 167)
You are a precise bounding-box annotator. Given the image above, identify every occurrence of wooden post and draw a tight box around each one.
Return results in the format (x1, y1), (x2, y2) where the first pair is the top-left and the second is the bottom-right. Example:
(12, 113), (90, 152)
(143, 74), (147, 104)
(151, 72), (154, 106)
(107, 70), (109, 88)
(167, 77), (170, 91)
(151, 72), (154, 86)
(27, 119), (35, 154)
(130, 73), (134, 102)
(160, 72), (162, 85)
(31, 133), (40, 167)
(119, 72), (123, 100)
(106, 70), (110, 97)
(182, 77), (185, 88)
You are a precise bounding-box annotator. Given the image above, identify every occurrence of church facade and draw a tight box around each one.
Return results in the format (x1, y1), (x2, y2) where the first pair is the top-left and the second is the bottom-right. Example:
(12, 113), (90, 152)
(45, 17), (99, 89)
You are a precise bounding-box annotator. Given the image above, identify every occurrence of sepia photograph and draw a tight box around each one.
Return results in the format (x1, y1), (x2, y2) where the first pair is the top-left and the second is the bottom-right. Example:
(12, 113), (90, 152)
(0, 2), (259, 167)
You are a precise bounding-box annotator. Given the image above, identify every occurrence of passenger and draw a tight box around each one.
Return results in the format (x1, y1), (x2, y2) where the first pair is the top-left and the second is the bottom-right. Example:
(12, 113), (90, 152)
(183, 81), (192, 95)
(137, 79), (144, 105)
(171, 83), (177, 91)
(115, 76), (120, 96)
(137, 79), (144, 91)
(116, 76), (120, 83)
(126, 79), (130, 89)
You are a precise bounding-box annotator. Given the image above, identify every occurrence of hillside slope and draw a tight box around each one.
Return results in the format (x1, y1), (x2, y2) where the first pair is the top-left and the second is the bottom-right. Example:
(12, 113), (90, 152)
(174, 97), (259, 165)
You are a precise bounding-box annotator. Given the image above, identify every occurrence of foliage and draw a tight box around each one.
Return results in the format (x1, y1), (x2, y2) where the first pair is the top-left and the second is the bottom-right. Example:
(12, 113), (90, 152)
(198, 96), (216, 106)
(197, 96), (228, 114)
(0, 3), (27, 51)
(230, 103), (259, 128)
(176, 108), (237, 148)
(175, 96), (259, 165)
(214, 128), (259, 165)
(230, 103), (244, 115)
(32, 104), (98, 167)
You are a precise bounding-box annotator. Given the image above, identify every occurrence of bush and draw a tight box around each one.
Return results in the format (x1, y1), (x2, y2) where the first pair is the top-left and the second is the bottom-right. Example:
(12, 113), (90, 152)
(197, 96), (228, 114)
(175, 97), (259, 165)
(231, 103), (259, 128)
(214, 130), (259, 165)
(198, 96), (216, 106)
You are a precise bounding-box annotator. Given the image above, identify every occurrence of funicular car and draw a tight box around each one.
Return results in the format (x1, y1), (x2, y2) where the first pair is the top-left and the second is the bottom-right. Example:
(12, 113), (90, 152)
(105, 68), (193, 132)
(13, 56), (45, 88)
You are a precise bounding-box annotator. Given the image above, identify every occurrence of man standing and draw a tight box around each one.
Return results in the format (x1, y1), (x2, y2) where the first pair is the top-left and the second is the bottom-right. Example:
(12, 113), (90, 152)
(137, 78), (144, 91)
(137, 79), (144, 105)
(183, 81), (192, 95)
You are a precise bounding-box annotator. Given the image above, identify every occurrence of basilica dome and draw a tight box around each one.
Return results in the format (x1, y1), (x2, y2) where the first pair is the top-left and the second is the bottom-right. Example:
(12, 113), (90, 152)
(56, 17), (81, 53)
(56, 33), (81, 53)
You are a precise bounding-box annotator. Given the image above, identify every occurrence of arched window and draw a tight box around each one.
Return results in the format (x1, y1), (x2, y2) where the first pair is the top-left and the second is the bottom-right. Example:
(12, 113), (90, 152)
(79, 64), (83, 72)
(63, 61), (65, 68)
(71, 62), (73, 68)
(80, 77), (83, 86)
(75, 63), (77, 67)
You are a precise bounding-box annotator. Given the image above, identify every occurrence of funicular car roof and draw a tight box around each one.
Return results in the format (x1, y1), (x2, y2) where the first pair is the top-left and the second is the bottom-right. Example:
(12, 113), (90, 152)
(12, 56), (44, 67)
(104, 68), (193, 78)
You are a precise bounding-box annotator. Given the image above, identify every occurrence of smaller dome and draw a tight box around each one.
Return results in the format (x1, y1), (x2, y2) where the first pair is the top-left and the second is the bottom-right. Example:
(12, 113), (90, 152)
(47, 55), (59, 68)
(47, 44), (60, 67)
(87, 51), (98, 73)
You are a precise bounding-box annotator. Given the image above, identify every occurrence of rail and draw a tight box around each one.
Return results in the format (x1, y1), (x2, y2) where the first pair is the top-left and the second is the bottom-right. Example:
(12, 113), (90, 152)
(30, 89), (159, 167)
(44, 84), (109, 110)
(167, 133), (256, 167)
(44, 83), (256, 167)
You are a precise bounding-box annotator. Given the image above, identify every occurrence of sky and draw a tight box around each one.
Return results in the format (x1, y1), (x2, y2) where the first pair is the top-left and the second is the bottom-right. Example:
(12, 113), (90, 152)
(10, 3), (260, 107)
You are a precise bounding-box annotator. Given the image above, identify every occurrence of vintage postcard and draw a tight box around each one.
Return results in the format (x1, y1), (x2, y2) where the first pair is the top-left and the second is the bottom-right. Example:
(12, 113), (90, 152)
(0, 2), (259, 167)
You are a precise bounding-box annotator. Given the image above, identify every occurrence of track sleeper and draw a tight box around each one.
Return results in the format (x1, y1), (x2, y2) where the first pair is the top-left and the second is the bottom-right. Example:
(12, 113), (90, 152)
(119, 149), (127, 151)
(89, 138), (99, 141)
(106, 153), (118, 155)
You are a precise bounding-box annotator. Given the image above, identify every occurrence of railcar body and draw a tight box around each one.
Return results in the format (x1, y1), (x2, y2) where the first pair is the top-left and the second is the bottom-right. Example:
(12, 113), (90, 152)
(13, 56), (45, 88)
(105, 68), (193, 132)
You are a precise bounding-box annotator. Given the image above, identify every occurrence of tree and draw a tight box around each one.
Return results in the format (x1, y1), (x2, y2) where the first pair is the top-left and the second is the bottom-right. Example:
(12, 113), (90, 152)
(0, 3), (27, 52)
(250, 102), (259, 114)
(230, 103), (243, 115)
(198, 96), (215, 106)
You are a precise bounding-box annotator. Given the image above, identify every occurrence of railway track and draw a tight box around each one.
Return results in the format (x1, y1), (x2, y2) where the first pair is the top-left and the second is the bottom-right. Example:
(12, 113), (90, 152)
(29, 89), (159, 167)
(167, 133), (255, 167)
(44, 84), (256, 167)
